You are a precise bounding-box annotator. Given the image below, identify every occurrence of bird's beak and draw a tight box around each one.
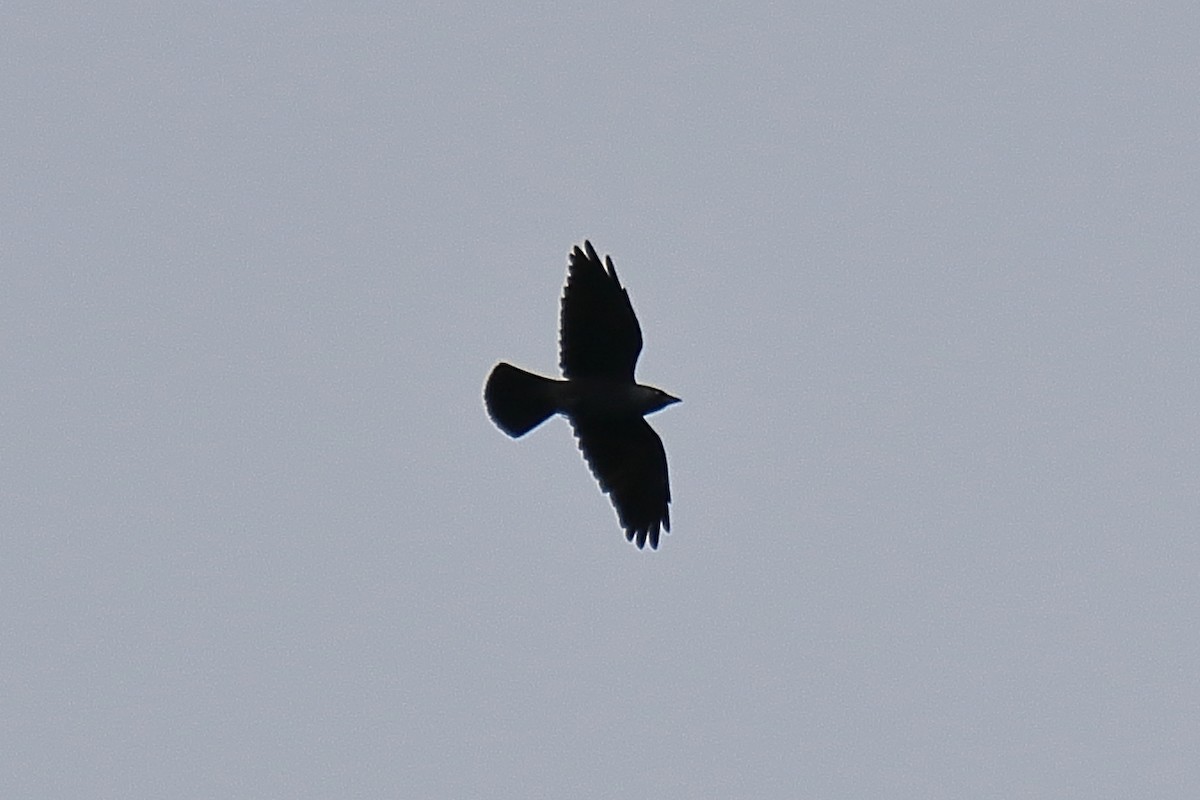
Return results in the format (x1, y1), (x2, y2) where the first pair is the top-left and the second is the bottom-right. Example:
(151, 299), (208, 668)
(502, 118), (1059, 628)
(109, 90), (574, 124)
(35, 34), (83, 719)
(665, 393), (682, 406)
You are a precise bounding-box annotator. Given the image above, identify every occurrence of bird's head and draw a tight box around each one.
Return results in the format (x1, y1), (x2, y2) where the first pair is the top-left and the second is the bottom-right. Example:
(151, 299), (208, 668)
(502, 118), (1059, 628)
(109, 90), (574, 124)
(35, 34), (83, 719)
(637, 385), (681, 416)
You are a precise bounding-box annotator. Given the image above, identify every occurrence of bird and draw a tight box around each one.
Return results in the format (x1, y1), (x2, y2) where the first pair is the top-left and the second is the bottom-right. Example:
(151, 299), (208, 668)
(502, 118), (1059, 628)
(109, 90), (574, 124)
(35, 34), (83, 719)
(484, 241), (680, 549)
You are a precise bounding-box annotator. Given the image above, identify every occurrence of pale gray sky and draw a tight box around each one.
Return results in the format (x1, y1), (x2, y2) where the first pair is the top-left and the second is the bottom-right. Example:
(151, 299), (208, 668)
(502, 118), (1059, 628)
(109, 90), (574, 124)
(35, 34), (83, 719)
(3, 4), (1198, 798)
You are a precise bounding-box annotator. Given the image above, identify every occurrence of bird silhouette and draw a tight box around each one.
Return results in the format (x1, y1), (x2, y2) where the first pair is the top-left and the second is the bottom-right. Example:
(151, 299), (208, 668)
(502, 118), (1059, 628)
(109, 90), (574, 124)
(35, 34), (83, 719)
(484, 241), (679, 549)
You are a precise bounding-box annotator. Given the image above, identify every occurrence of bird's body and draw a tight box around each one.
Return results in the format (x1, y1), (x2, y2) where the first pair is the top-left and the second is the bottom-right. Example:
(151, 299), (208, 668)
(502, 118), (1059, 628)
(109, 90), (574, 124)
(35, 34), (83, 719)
(484, 241), (679, 549)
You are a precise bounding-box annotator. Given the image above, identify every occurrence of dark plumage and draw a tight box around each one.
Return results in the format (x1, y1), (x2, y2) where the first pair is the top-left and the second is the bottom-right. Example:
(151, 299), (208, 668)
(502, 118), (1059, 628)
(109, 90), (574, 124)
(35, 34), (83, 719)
(484, 241), (679, 549)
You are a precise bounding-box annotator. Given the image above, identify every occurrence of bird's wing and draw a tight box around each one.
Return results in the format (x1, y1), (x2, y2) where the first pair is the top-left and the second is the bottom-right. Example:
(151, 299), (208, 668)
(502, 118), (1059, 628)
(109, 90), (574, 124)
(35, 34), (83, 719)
(572, 417), (671, 549)
(559, 241), (643, 380)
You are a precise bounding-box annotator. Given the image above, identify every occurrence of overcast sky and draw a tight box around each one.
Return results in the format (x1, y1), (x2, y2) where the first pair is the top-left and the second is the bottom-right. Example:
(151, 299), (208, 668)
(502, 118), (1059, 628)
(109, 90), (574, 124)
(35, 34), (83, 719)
(4, 4), (1198, 798)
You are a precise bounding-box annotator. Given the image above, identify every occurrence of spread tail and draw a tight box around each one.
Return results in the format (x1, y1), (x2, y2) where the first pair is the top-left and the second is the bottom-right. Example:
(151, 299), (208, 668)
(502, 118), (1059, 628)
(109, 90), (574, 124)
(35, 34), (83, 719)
(484, 363), (560, 438)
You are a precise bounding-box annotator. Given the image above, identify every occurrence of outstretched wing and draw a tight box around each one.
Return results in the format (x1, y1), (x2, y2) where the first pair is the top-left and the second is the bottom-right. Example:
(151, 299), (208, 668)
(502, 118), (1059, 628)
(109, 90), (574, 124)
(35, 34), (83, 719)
(559, 241), (643, 380)
(572, 417), (671, 549)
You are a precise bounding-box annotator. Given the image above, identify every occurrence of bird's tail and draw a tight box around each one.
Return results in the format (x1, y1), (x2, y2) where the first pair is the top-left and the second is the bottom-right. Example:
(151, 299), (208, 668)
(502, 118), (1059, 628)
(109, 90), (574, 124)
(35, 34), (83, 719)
(484, 363), (560, 438)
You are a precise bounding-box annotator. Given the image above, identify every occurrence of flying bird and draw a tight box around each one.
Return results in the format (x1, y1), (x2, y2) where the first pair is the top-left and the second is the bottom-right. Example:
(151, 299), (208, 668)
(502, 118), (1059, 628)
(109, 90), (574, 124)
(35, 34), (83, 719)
(484, 241), (680, 549)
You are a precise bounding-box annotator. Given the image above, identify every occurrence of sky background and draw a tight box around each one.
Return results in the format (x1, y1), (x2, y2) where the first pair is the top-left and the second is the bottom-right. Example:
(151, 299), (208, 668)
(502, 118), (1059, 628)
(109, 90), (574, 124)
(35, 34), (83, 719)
(3, 3), (1198, 798)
